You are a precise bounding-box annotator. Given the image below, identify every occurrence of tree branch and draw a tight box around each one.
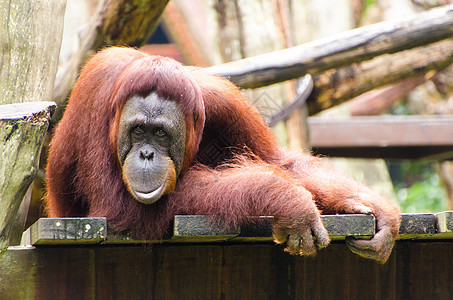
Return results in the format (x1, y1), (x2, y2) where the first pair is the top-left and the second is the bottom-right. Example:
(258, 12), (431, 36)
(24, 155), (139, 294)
(307, 39), (453, 115)
(207, 4), (453, 89)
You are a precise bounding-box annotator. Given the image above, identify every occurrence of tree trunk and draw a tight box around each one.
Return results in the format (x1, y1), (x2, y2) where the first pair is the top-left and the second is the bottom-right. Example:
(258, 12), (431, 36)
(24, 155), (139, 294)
(0, 0), (66, 105)
(0, 102), (56, 257)
(0, 0), (66, 256)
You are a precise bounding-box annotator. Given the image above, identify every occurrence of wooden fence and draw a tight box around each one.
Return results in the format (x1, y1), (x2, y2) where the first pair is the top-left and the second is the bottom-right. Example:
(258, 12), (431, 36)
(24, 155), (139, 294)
(1, 213), (452, 299)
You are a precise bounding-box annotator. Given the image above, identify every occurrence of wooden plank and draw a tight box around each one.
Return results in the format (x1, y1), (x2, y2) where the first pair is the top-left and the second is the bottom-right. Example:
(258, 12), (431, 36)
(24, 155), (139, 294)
(312, 145), (453, 160)
(172, 215), (239, 242)
(322, 214), (375, 240)
(310, 116), (453, 147)
(206, 4), (453, 89)
(23, 214), (375, 245)
(21, 212), (453, 246)
(437, 211), (453, 233)
(435, 211), (453, 239)
(233, 214), (376, 242)
(309, 115), (453, 160)
(398, 213), (437, 240)
(139, 214), (376, 242)
(21, 218), (107, 245)
(235, 216), (275, 241)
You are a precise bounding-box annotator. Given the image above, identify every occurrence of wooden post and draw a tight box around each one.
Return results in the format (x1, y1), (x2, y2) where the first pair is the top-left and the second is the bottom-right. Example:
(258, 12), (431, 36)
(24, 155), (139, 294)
(0, 102), (56, 257)
(0, 0), (66, 257)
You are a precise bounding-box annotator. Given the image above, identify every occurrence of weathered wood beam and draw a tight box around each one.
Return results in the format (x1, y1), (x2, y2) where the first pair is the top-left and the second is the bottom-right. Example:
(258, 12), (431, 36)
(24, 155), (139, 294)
(348, 77), (426, 116)
(206, 4), (453, 89)
(20, 218), (107, 246)
(399, 214), (437, 239)
(436, 211), (453, 239)
(0, 0), (66, 256)
(21, 215), (375, 245)
(230, 214), (376, 242)
(0, 102), (56, 257)
(310, 115), (453, 147)
(307, 39), (453, 115)
(20, 212), (453, 246)
(309, 115), (453, 160)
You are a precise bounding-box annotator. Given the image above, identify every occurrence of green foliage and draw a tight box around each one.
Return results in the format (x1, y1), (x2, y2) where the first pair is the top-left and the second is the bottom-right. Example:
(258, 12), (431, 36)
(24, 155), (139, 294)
(362, 0), (378, 16)
(388, 101), (448, 212)
(390, 101), (410, 115)
(391, 161), (448, 213)
(364, 0), (377, 10)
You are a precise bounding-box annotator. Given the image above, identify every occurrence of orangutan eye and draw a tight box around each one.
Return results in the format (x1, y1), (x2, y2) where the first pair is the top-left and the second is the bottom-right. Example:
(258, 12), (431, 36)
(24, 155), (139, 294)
(132, 126), (145, 135)
(154, 128), (166, 137)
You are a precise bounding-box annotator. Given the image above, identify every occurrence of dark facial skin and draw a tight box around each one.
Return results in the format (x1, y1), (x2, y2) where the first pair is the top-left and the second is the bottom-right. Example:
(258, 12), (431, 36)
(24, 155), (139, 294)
(117, 93), (186, 204)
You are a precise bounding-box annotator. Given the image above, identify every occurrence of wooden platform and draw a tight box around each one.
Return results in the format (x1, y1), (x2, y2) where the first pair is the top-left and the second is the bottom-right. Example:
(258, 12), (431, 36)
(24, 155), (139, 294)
(309, 115), (453, 160)
(19, 214), (377, 245)
(1, 213), (452, 299)
(17, 213), (453, 246)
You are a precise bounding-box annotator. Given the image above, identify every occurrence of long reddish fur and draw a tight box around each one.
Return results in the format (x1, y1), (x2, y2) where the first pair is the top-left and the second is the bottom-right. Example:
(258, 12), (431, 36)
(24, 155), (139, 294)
(46, 47), (400, 242)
